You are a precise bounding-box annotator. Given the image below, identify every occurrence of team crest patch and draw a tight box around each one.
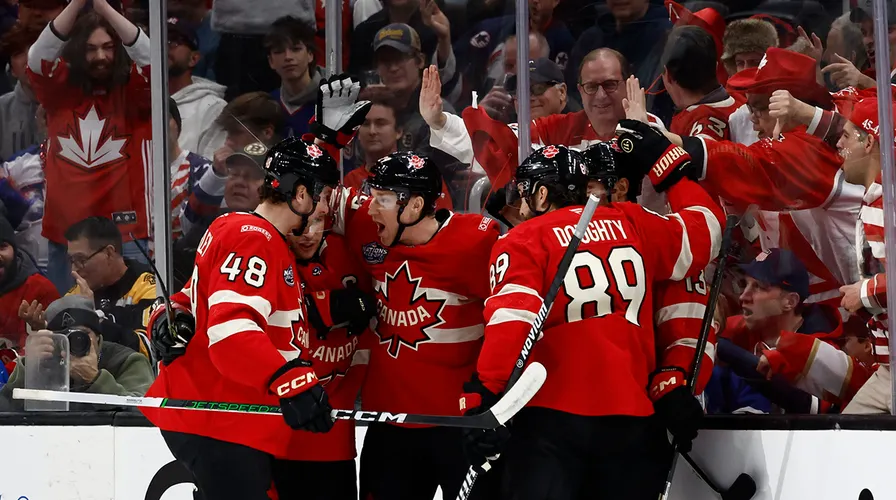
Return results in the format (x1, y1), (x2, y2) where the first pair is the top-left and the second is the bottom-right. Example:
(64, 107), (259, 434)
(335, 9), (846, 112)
(307, 144), (323, 158)
(244, 142), (267, 155)
(284, 265), (295, 286)
(362, 242), (389, 265)
(542, 145), (560, 158)
(312, 266), (323, 276)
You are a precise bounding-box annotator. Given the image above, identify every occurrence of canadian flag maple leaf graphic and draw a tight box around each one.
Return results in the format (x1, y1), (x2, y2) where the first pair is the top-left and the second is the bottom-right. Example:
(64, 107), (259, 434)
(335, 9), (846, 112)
(57, 105), (128, 169)
(375, 261), (447, 358)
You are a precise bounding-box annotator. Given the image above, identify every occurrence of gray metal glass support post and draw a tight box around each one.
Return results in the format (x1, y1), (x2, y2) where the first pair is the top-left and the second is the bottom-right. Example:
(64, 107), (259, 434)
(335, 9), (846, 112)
(148, 1), (173, 293)
(515, 0), (531, 162)
(326, 0), (344, 181)
(870, 0), (896, 414)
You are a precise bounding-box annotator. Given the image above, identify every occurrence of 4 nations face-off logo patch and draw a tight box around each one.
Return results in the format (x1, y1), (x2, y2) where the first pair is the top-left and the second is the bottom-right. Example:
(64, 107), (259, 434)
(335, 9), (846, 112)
(374, 261), (447, 358)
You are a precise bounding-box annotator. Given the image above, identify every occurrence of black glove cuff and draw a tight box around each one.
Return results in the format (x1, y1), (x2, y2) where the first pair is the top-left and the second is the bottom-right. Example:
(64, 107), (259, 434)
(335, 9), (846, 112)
(679, 136), (706, 181)
(268, 358), (313, 388)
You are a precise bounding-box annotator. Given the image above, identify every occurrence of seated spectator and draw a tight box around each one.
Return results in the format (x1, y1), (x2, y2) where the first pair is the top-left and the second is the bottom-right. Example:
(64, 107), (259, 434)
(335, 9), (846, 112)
(0, 295), (154, 411)
(204, 91), (284, 178)
(28, 0), (153, 294)
(454, 0), (572, 102)
(168, 16), (226, 160)
(172, 142), (267, 290)
(0, 22), (45, 161)
(835, 2), (896, 89)
(166, 98), (221, 241)
(20, 217), (155, 357)
(347, 86), (453, 210)
(167, 0), (219, 81)
(3, 105), (48, 272)
(352, 0), (459, 98)
(265, 16), (325, 139)
(0, 216), (58, 347)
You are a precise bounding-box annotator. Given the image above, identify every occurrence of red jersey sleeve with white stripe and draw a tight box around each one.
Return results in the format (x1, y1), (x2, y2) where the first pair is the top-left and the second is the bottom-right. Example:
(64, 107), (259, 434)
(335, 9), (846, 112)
(860, 178), (888, 315)
(762, 331), (876, 407)
(653, 274), (717, 396)
(691, 131), (844, 213)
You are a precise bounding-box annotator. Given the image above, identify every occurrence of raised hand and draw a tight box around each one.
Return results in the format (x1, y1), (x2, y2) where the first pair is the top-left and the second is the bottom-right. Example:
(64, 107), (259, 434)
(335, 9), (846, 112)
(622, 76), (648, 123)
(420, 65), (446, 130)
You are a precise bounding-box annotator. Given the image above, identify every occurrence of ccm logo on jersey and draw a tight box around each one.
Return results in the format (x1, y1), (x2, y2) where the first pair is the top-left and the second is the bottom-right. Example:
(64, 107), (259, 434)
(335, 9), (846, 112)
(332, 409), (407, 423)
(652, 146), (686, 178)
(241, 224), (272, 241)
(276, 371), (318, 396)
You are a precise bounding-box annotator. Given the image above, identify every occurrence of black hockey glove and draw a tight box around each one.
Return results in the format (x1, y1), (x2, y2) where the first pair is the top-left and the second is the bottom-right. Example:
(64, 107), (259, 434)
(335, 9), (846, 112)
(147, 298), (195, 365)
(616, 119), (697, 192)
(459, 373), (511, 474)
(269, 358), (334, 433)
(306, 288), (377, 339)
(649, 367), (703, 453)
(310, 74), (372, 148)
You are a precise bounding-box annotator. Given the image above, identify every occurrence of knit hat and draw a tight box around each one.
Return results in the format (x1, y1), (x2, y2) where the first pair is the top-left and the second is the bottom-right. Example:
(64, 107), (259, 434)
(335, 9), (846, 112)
(0, 216), (15, 248)
(721, 19), (779, 76)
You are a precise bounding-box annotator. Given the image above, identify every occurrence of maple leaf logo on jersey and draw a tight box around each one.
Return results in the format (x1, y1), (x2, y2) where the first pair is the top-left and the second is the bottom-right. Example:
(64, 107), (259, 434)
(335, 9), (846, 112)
(408, 155), (426, 170)
(57, 105), (128, 169)
(307, 144), (323, 158)
(374, 261), (446, 358)
(542, 145), (560, 158)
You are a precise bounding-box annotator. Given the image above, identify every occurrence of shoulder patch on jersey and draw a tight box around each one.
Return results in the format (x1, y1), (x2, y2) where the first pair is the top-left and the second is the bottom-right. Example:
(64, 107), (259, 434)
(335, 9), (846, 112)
(241, 224), (272, 241)
(478, 217), (493, 231)
(312, 266), (323, 276)
(284, 265), (295, 286)
(362, 242), (389, 265)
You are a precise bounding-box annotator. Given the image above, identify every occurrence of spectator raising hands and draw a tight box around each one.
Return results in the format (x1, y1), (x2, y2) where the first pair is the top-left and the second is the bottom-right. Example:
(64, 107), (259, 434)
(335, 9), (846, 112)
(420, 0), (451, 66)
(419, 65), (446, 130)
(822, 54), (876, 90)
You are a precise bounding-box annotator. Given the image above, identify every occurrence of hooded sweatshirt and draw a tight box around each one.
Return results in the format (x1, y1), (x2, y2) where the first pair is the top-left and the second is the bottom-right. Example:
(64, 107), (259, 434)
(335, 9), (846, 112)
(172, 76), (228, 158)
(0, 82), (42, 162)
(270, 66), (325, 139)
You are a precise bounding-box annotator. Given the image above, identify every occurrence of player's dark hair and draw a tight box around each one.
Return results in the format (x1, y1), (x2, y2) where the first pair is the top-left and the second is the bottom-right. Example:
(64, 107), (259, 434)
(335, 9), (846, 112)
(662, 26), (719, 94)
(64, 216), (123, 254)
(215, 91), (285, 139)
(537, 181), (588, 209)
(62, 12), (133, 95)
(264, 16), (317, 70)
(258, 183), (291, 205)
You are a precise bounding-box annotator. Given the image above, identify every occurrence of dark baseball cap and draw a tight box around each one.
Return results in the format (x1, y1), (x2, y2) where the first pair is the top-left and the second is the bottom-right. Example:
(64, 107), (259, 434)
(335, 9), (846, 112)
(46, 295), (102, 334)
(168, 17), (199, 50)
(504, 58), (565, 92)
(226, 142), (269, 171)
(373, 23), (422, 54)
(740, 248), (809, 302)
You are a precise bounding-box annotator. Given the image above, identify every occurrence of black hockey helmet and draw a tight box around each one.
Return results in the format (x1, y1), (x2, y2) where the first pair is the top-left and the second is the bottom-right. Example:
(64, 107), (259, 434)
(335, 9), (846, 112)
(263, 137), (340, 202)
(582, 140), (641, 202)
(512, 145), (588, 215)
(367, 151), (443, 213)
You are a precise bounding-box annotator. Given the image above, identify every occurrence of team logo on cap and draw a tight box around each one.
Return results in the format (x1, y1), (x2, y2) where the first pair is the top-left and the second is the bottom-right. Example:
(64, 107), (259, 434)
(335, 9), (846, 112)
(542, 145), (560, 158)
(61, 312), (76, 328)
(244, 142), (267, 155)
(307, 144), (323, 159)
(409, 155), (426, 170)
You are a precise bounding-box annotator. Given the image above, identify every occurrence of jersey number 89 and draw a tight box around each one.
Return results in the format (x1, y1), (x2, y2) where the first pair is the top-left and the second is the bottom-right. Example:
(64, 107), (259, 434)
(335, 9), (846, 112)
(563, 247), (646, 326)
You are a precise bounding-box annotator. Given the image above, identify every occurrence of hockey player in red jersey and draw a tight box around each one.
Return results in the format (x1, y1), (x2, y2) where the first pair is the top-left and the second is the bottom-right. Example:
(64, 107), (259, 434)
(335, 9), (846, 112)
(272, 215), (376, 500)
(328, 152), (499, 499)
(661, 26), (744, 141)
(460, 129), (723, 499)
(141, 136), (343, 500)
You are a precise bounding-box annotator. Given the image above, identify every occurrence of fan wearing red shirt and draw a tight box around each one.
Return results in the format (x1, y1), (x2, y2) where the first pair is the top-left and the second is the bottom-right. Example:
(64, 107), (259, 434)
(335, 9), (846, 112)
(347, 86), (454, 210)
(27, 0), (153, 292)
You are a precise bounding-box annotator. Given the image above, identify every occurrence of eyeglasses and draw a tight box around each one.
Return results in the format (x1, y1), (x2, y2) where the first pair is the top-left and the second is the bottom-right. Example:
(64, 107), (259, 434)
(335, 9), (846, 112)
(509, 82), (560, 97)
(68, 247), (106, 269)
(578, 80), (621, 95)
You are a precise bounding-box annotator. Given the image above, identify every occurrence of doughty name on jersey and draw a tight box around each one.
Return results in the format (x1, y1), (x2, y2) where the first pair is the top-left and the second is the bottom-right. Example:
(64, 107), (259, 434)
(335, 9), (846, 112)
(553, 219), (629, 247)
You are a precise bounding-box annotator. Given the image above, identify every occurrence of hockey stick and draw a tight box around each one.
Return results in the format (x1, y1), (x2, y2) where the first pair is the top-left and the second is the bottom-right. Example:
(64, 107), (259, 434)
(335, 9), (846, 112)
(12, 361), (545, 429)
(456, 194), (600, 500)
(659, 214), (756, 500)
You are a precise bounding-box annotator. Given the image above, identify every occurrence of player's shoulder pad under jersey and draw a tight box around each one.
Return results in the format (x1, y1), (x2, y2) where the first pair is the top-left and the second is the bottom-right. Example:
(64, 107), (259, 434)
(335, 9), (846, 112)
(447, 213), (499, 238)
(208, 212), (282, 252)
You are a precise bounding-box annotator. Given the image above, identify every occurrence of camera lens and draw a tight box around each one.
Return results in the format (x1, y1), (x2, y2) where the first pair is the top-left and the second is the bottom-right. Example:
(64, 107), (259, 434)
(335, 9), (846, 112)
(67, 329), (91, 357)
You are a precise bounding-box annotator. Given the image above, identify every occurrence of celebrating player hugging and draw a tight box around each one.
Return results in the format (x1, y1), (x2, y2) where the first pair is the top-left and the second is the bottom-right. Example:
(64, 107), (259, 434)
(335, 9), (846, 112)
(135, 69), (729, 500)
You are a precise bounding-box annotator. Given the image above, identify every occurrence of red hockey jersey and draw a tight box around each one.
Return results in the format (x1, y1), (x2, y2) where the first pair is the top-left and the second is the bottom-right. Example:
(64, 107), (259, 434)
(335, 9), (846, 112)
(283, 234), (371, 461)
(27, 27), (153, 244)
(330, 187), (498, 425)
(143, 212), (312, 456)
(669, 88), (744, 141)
(477, 179), (723, 416)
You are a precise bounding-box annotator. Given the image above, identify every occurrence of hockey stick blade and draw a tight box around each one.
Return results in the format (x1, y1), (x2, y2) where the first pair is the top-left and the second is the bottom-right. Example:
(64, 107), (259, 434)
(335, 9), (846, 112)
(11, 362), (546, 429)
(721, 473), (757, 500)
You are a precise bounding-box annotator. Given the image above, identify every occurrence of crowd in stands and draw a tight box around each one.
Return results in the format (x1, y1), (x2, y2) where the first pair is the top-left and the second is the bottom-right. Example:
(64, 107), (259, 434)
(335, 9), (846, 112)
(0, 0), (891, 420)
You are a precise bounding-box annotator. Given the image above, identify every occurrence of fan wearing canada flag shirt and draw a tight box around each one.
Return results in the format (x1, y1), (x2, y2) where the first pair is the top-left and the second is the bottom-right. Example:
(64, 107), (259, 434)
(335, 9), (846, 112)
(27, 0), (153, 293)
(631, 47), (864, 309)
(328, 150), (499, 500)
(460, 137), (723, 499)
